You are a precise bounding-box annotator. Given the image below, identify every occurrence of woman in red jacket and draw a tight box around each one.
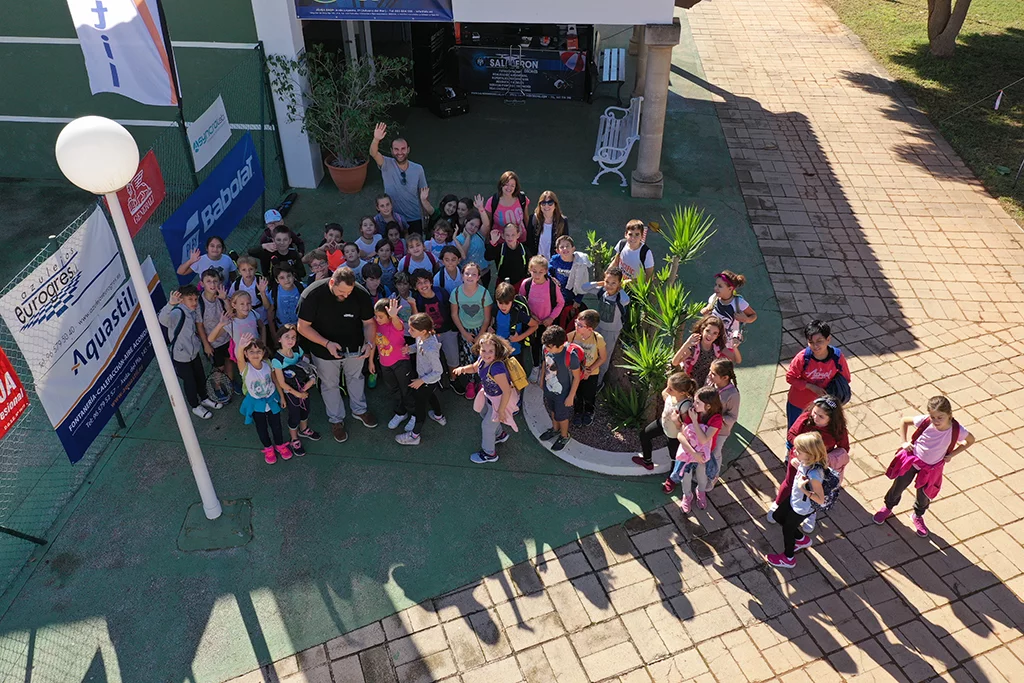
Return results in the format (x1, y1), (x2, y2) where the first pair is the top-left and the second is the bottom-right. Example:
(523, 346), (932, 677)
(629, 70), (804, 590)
(785, 319), (851, 428)
(768, 394), (851, 533)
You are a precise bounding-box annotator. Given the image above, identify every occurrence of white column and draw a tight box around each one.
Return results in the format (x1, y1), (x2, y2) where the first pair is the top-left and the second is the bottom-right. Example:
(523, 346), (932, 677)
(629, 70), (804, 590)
(251, 0), (323, 189)
(631, 18), (681, 199)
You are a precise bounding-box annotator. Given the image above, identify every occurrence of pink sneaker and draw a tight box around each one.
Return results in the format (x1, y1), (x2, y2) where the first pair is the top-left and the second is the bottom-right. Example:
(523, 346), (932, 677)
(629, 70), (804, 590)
(263, 446), (277, 464)
(794, 535), (813, 552)
(873, 506), (892, 525)
(275, 443), (292, 461)
(466, 381), (477, 400)
(911, 514), (929, 537)
(696, 490), (707, 510)
(766, 553), (796, 569)
(680, 494), (692, 513)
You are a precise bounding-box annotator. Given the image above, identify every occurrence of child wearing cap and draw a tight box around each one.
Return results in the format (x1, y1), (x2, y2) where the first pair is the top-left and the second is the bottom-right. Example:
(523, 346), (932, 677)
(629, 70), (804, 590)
(260, 208), (306, 254)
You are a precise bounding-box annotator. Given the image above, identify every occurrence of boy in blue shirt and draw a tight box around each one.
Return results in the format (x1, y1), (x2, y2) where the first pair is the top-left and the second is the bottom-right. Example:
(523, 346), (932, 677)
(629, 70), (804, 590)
(492, 282), (539, 376)
(548, 235), (592, 330)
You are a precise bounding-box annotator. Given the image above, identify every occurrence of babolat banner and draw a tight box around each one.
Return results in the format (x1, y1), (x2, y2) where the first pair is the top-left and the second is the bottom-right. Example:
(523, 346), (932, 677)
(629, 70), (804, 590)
(295, 0), (453, 21)
(35, 258), (164, 463)
(161, 132), (264, 285)
(0, 207), (126, 379)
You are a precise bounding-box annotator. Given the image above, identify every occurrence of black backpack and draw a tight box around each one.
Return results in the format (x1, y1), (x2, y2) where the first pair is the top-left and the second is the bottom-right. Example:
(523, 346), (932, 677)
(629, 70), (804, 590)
(489, 191), (528, 225)
(802, 346), (852, 405)
(614, 239), (652, 272)
(523, 277), (558, 310)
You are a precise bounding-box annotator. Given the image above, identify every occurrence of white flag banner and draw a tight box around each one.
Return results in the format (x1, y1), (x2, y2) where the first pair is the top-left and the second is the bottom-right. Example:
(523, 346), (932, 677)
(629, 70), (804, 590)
(0, 207), (126, 379)
(65, 0), (179, 107)
(188, 95), (232, 172)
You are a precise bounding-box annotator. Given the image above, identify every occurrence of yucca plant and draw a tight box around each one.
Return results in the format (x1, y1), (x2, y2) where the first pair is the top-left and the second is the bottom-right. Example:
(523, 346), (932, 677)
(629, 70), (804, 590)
(623, 269), (658, 338)
(658, 205), (716, 286)
(605, 384), (649, 430)
(618, 333), (674, 394)
(647, 282), (692, 348)
(585, 230), (616, 275)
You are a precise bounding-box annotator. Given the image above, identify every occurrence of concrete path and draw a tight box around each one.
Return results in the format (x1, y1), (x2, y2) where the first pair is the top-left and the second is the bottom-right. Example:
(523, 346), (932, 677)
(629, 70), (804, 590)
(227, 1), (1024, 681)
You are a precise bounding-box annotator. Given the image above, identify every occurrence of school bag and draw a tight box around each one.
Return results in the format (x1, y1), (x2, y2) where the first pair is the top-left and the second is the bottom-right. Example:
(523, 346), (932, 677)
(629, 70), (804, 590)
(802, 346), (852, 405)
(488, 358), (529, 392)
(400, 251), (438, 273)
(273, 351), (318, 391)
(502, 296), (533, 348)
(488, 191), (528, 225)
(564, 342), (585, 369)
(614, 239), (652, 270)
(902, 417), (961, 459)
(164, 305), (188, 349)
(268, 281), (306, 324)
(198, 295), (226, 319)
(597, 288), (628, 321)
(495, 243), (527, 275)
(808, 464), (842, 514)
(523, 277), (558, 310)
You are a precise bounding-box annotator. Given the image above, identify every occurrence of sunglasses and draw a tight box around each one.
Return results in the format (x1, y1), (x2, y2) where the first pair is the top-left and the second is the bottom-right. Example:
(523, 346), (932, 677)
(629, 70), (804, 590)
(539, 200), (555, 206)
(400, 170), (407, 186)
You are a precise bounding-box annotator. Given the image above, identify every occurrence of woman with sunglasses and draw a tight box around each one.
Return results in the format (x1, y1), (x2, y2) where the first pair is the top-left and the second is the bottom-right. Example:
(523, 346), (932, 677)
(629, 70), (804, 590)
(526, 191), (570, 258)
(767, 395), (851, 533)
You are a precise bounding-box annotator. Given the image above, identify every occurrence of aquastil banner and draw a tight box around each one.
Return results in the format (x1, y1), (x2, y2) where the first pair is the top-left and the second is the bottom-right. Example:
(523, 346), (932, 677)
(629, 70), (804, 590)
(295, 0), (453, 21)
(0, 207), (126, 379)
(35, 258), (164, 463)
(65, 0), (179, 106)
(160, 132), (264, 285)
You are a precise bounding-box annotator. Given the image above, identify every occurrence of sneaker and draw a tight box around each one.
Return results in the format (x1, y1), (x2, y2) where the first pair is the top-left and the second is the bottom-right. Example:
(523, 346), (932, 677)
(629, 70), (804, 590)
(298, 427), (321, 441)
(495, 430), (510, 444)
(582, 412), (595, 426)
(191, 405), (212, 420)
(231, 378), (243, 395)
(572, 413), (584, 427)
(470, 450), (499, 464)
(631, 456), (654, 471)
(552, 435), (571, 451)
(696, 490), (708, 510)
(539, 427), (559, 441)
(801, 513), (817, 535)
(466, 381), (477, 399)
(766, 553), (796, 569)
(200, 398), (223, 411)
(911, 514), (929, 537)
(263, 446), (277, 465)
(395, 432), (420, 446)
(404, 416), (418, 432)
(331, 422), (348, 443)
(368, 373), (377, 389)
(388, 413), (409, 430)
(429, 411), (447, 426)
(766, 502), (779, 524)
(353, 411), (378, 428)
(662, 478), (677, 494)
(873, 506), (892, 525)
(275, 443), (293, 461)
(680, 494), (692, 513)
(291, 439), (306, 457)
(452, 381), (466, 396)
(794, 534), (813, 552)
(529, 368), (540, 383)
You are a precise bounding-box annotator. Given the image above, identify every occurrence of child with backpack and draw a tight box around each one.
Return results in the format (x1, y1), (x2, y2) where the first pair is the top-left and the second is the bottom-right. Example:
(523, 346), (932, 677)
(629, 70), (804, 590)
(766, 432), (829, 569)
(318, 223), (345, 270)
(228, 256), (271, 326)
(701, 270), (757, 349)
(411, 269), (458, 390)
(491, 282), (539, 377)
(369, 299), (417, 433)
(548, 235), (592, 331)
(424, 220), (455, 261)
(451, 262), (494, 399)
(434, 246), (464, 295)
(341, 242), (367, 283)
(385, 222), (406, 259)
(237, 333), (290, 464)
(371, 240), (399, 292)
(634, 373), (696, 471)
(354, 216), (383, 260)
(566, 309), (606, 426)
(373, 194), (410, 236)
(454, 333), (526, 464)
(159, 286), (225, 420)
(583, 266), (630, 384)
(398, 234), (439, 275)
(302, 248), (331, 287)
(455, 208), (491, 287)
(520, 255), (565, 381)
(394, 313), (448, 446)
(485, 223), (529, 289)
(785, 319), (852, 428)
(361, 262), (389, 305)
(196, 269), (233, 402)
(609, 220), (654, 280)
(271, 324), (321, 457)
(703, 358), (740, 494)
(663, 387), (723, 511)
(538, 326), (582, 452)
(176, 235), (237, 283)
(874, 396), (974, 538)
(390, 271), (415, 340)
(268, 266), (304, 337)
(209, 290), (266, 361)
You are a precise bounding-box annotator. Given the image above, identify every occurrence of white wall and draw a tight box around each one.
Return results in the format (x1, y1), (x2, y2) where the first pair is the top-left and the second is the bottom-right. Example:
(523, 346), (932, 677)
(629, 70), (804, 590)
(451, 0), (675, 25)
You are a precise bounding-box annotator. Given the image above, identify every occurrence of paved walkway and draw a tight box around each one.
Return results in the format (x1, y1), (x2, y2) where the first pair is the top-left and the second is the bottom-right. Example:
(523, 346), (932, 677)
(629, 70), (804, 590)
(227, 1), (1024, 681)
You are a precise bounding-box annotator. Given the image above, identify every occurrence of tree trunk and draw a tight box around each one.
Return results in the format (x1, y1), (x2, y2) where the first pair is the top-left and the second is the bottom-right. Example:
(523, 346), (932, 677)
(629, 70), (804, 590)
(927, 0), (973, 58)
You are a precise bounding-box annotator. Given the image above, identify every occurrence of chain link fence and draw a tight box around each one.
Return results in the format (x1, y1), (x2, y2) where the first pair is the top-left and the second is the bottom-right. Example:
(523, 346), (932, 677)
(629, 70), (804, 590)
(0, 45), (286, 600)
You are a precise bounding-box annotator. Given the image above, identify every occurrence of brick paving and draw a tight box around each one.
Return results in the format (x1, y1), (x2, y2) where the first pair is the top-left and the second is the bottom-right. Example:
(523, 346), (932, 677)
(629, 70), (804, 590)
(226, 0), (1024, 680)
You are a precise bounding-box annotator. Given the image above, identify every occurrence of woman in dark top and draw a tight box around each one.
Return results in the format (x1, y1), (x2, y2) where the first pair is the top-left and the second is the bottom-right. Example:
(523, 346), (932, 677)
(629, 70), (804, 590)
(526, 190), (569, 258)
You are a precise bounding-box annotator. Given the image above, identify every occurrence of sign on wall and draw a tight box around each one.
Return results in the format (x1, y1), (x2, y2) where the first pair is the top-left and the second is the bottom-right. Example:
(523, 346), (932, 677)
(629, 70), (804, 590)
(0, 348), (28, 441)
(114, 150), (166, 238)
(0, 207), (126, 379)
(295, 0), (453, 21)
(160, 132), (264, 285)
(450, 0), (674, 24)
(188, 96), (232, 172)
(458, 48), (587, 101)
(35, 259), (164, 463)
(65, 0), (179, 106)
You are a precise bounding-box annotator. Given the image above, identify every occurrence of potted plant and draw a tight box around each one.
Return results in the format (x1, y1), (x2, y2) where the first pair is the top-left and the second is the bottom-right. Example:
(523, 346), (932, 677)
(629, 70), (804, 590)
(268, 46), (415, 193)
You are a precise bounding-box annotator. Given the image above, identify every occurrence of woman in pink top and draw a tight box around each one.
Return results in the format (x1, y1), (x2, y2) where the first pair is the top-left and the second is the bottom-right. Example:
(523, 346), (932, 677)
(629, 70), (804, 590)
(484, 171), (530, 239)
(875, 395), (974, 538)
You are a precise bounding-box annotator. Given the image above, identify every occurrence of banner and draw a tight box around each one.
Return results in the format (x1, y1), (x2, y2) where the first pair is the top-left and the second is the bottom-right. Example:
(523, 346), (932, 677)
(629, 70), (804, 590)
(65, 0), (179, 107)
(295, 0), (453, 21)
(114, 150), (166, 238)
(160, 132), (264, 285)
(457, 48), (587, 101)
(188, 96), (232, 172)
(0, 207), (125, 379)
(0, 348), (28, 441)
(36, 259), (163, 463)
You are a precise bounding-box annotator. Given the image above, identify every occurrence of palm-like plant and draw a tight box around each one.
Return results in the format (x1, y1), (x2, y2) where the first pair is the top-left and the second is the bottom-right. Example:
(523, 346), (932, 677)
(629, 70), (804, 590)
(646, 282), (692, 348)
(585, 230), (616, 275)
(618, 333), (674, 393)
(657, 205), (716, 285)
(605, 385), (649, 430)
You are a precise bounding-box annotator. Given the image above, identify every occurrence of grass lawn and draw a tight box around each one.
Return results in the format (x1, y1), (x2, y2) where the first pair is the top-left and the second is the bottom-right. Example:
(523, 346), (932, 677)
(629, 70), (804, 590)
(821, 0), (1024, 223)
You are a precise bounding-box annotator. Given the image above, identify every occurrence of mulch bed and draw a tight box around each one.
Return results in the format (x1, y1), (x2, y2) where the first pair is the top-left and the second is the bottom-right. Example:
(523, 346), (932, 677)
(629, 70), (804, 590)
(568, 393), (643, 454)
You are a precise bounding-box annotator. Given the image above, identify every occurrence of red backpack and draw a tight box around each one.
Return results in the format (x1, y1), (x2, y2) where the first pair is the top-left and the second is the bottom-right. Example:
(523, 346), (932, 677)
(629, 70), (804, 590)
(564, 342), (585, 369)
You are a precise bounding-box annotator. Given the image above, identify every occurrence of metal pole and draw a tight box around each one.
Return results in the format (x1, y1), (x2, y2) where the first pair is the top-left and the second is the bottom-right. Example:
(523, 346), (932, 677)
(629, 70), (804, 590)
(154, 0), (200, 189)
(1013, 155), (1024, 188)
(259, 46), (266, 217)
(0, 526), (47, 546)
(104, 194), (222, 520)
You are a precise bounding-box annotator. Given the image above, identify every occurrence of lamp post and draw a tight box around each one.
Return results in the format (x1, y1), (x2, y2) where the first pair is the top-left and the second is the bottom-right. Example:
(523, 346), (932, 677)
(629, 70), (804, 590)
(55, 116), (222, 521)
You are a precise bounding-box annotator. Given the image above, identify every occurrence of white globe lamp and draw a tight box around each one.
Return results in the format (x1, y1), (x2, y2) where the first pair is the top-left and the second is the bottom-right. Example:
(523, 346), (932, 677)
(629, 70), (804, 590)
(55, 116), (140, 194)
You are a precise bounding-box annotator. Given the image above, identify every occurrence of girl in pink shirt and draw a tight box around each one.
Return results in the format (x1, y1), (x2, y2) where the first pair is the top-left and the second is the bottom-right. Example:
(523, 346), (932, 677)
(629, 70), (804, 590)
(520, 255), (564, 372)
(369, 298), (416, 432)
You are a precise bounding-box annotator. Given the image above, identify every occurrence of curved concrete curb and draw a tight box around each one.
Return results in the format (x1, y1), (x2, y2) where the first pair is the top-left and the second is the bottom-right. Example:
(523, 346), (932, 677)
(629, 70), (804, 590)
(522, 385), (672, 476)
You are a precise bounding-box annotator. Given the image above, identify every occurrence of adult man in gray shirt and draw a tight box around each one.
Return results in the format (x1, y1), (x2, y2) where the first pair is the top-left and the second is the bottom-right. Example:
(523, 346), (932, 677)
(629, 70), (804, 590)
(369, 122), (427, 234)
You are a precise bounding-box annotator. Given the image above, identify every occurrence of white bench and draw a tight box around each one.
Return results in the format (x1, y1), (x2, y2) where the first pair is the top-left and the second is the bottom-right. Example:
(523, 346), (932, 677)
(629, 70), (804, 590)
(600, 47), (627, 105)
(592, 96), (643, 187)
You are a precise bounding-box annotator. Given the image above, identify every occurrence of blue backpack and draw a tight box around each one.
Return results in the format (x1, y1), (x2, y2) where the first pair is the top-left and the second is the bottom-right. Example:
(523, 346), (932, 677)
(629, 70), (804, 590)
(809, 464), (842, 514)
(802, 346), (852, 405)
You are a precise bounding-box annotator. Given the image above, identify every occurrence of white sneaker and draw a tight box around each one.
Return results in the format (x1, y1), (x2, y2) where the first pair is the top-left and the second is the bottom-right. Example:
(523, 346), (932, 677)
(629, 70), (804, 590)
(191, 405), (212, 420)
(388, 413), (408, 430)
(200, 398), (223, 411)
(765, 502), (779, 524)
(801, 513), (817, 535)
(429, 411), (447, 426)
(404, 416), (417, 432)
(529, 368), (540, 383)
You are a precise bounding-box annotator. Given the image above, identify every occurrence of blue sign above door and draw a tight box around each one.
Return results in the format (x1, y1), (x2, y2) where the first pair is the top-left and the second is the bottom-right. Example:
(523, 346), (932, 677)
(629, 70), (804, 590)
(295, 0), (454, 21)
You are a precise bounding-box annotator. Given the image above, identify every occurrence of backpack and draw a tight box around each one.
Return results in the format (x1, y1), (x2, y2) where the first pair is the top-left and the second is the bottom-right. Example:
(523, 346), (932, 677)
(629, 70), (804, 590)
(164, 305), (187, 349)
(269, 281), (305, 324)
(489, 358), (529, 392)
(274, 351), (317, 391)
(496, 243), (527, 275)
(198, 294), (226, 319)
(598, 288), (627, 320)
(908, 417), (961, 457)
(614, 239), (652, 273)
(564, 342), (585, 369)
(523, 277), (558, 310)
(400, 251), (438, 274)
(489, 191), (528, 225)
(802, 346), (852, 405)
(808, 464), (842, 514)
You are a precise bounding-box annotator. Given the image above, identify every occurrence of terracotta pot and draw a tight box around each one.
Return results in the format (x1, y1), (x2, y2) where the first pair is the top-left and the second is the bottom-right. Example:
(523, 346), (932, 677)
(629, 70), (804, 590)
(324, 157), (368, 194)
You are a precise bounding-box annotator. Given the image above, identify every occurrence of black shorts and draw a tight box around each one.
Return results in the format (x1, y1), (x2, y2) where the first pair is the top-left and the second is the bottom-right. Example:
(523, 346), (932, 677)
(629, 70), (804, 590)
(211, 343), (230, 369)
(544, 391), (573, 422)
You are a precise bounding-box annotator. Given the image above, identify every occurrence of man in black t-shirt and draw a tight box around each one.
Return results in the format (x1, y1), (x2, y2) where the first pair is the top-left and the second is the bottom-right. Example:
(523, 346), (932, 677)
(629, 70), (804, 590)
(298, 267), (377, 443)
